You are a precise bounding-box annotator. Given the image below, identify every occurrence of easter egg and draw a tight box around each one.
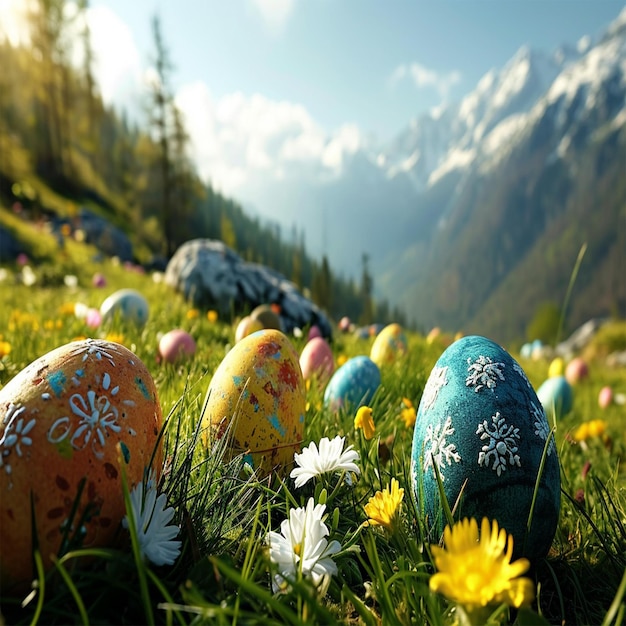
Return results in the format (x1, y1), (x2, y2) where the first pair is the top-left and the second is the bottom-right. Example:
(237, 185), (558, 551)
(235, 316), (264, 343)
(250, 304), (282, 331)
(158, 329), (196, 363)
(548, 357), (565, 378)
(411, 335), (560, 563)
(537, 376), (574, 420)
(0, 339), (163, 590)
(100, 289), (149, 327)
(338, 316), (351, 333)
(370, 323), (407, 367)
(565, 357), (589, 385)
(598, 386), (613, 409)
(201, 329), (305, 476)
(323, 356), (381, 412)
(307, 325), (322, 341)
(299, 337), (334, 385)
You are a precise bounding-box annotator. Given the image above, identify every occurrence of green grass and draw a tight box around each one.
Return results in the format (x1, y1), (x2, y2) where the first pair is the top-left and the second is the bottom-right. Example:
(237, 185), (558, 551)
(0, 246), (625, 625)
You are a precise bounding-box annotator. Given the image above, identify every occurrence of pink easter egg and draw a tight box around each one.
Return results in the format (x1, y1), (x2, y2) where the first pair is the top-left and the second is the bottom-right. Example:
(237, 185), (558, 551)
(565, 357), (589, 385)
(299, 337), (335, 385)
(307, 325), (322, 340)
(158, 329), (196, 363)
(92, 272), (107, 288)
(598, 386), (613, 409)
(85, 308), (102, 328)
(338, 316), (351, 333)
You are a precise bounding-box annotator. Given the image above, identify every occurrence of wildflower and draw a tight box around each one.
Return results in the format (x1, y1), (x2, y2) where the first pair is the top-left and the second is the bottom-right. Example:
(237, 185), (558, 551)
(207, 309), (218, 323)
(400, 397), (416, 429)
(290, 435), (360, 488)
(572, 419), (607, 442)
(429, 517), (535, 616)
(0, 341), (11, 358)
(105, 333), (126, 345)
(60, 302), (77, 316)
(336, 354), (348, 367)
(364, 477), (404, 529)
(266, 497), (341, 594)
(122, 471), (181, 567)
(64, 274), (78, 289)
(186, 308), (199, 320)
(355, 406), (376, 440)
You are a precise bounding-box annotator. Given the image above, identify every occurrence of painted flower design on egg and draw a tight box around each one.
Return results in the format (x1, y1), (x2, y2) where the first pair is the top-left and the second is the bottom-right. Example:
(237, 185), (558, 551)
(0, 403), (36, 482)
(476, 412), (521, 476)
(47, 372), (133, 459)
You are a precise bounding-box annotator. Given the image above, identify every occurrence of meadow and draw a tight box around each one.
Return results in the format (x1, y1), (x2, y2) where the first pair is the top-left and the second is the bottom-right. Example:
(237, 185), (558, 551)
(0, 248), (625, 626)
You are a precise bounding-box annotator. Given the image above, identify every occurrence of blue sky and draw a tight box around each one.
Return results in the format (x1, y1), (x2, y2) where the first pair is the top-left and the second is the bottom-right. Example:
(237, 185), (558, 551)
(2, 0), (623, 198)
(91, 0), (625, 140)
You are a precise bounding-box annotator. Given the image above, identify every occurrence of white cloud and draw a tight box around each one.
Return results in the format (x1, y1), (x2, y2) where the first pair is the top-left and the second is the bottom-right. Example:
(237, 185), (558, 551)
(0, 0), (32, 46)
(87, 6), (143, 107)
(250, 0), (294, 33)
(176, 83), (364, 194)
(390, 61), (461, 99)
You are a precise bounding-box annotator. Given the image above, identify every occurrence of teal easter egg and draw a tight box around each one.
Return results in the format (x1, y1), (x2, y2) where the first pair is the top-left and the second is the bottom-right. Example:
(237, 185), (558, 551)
(411, 335), (560, 563)
(323, 356), (381, 411)
(537, 376), (573, 420)
(100, 289), (149, 327)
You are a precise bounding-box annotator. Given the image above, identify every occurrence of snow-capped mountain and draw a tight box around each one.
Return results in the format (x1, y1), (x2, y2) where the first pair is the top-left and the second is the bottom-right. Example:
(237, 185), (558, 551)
(374, 6), (626, 340)
(227, 7), (626, 340)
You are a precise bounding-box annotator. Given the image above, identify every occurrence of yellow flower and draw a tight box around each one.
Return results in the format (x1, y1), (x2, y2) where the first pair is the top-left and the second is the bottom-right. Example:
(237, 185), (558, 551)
(364, 477), (404, 529)
(573, 419), (607, 442)
(400, 397), (416, 428)
(207, 310), (218, 323)
(105, 333), (126, 345)
(186, 308), (199, 320)
(355, 406), (376, 440)
(59, 302), (77, 316)
(430, 517), (535, 611)
(336, 354), (348, 367)
(0, 341), (11, 358)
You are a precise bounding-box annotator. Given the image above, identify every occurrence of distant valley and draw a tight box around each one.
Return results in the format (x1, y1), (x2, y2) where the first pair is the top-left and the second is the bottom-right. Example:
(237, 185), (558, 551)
(227, 8), (626, 343)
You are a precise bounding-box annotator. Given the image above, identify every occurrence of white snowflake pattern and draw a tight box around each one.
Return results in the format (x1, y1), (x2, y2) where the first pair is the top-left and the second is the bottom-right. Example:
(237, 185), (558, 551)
(421, 366), (448, 411)
(423, 416), (461, 481)
(531, 402), (555, 456)
(477, 412), (521, 476)
(512, 362), (532, 388)
(466, 356), (506, 392)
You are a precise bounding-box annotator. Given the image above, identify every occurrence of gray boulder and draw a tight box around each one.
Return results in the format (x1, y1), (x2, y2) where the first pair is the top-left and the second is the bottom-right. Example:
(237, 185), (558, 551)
(0, 226), (24, 262)
(77, 208), (133, 262)
(164, 239), (332, 338)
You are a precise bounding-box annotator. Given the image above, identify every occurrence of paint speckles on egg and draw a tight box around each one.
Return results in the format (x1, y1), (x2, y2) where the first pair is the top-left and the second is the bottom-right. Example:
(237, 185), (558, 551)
(135, 377), (151, 400)
(267, 414), (286, 437)
(47, 371), (67, 397)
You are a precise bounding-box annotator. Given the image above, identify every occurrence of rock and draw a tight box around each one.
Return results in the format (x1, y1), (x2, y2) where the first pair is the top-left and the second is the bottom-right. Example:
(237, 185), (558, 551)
(0, 226), (25, 262)
(164, 239), (332, 338)
(77, 208), (133, 262)
(555, 318), (608, 359)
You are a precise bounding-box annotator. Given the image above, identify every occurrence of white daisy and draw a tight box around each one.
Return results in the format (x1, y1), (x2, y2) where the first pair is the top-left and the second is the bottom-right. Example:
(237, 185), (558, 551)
(290, 435), (360, 488)
(122, 472), (182, 567)
(266, 498), (341, 593)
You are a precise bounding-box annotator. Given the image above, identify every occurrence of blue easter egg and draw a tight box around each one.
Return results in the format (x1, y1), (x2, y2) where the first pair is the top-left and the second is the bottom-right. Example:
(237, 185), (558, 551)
(100, 288), (149, 327)
(411, 335), (561, 563)
(323, 356), (381, 411)
(537, 376), (573, 420)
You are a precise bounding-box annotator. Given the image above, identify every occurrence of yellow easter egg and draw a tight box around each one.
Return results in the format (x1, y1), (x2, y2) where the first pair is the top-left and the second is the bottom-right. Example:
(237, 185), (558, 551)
(370, 323), (408, 366)
(548, 357), (565, 378)
(201, 329), (305, 476)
